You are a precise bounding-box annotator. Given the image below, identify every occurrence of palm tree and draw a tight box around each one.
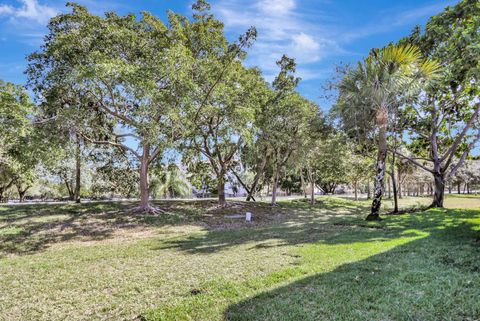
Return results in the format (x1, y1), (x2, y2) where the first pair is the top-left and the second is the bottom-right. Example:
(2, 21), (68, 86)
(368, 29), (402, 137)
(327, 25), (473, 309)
(337, 44), (440, 220)
(150, 164), (192, 199)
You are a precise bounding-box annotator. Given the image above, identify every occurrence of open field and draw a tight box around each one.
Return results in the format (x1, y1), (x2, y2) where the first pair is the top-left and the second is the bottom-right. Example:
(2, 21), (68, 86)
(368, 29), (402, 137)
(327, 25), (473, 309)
(0, 195), (479, 320)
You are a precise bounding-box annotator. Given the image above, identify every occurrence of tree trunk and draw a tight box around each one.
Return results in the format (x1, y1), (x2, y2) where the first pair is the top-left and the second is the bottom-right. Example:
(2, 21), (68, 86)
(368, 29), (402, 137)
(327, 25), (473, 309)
(366, 179), (371, 200)
(15, 184), (29, 203)
(246, 156), (268, 201)
(310, 177), (315, 205)
(390, 173), (398, 213)
(218, 173), (226, 206)
(457, 183), (461, 194)
(271, 166), (279, 205)
(74, 135), (81, 203)
(300, 173), (307, 199)
(431, 172), (445, 208)
(387, 177), (391, 199)
(353, 181), (358, 201)
(65, 180), (74, 201)
(367, 107), (388, 221)
(0, 180), (14, 203)
(19, 190), (26, 203)
(232, 170), (256, 202)
(139, 144), (150, 211)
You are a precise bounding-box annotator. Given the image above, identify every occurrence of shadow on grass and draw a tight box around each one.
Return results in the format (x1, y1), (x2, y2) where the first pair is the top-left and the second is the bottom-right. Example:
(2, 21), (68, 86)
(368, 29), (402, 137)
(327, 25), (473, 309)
(0, 200), (208, 255)
(225, 210), (480, 320)
(223, 212), (480, 321)
(155, 198), (437, 254)
(141, 208), (480, 320)
(0, 197), (368, 256)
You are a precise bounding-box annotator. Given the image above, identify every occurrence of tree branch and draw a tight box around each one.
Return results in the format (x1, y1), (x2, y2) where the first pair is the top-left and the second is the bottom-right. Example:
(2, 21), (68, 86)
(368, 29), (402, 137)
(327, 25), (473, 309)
(79, 132), (141, 159)
(388, 148), (433, 173)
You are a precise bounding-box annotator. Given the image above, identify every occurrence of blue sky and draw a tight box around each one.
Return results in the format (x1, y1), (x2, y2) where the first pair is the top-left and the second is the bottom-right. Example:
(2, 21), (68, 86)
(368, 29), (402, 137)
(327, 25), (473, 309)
(0, 0), (457, 110)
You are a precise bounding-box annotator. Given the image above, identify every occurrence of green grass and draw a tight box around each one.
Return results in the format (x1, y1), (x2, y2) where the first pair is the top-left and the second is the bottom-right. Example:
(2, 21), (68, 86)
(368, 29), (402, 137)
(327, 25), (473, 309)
(0, 196), (479, 320)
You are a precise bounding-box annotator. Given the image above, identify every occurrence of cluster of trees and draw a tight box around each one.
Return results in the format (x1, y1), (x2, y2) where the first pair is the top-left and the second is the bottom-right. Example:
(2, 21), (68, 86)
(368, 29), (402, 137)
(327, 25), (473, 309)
(334, 0), (479, 219)
(1, 1), (325, 211)
(1, 0), (478, 219)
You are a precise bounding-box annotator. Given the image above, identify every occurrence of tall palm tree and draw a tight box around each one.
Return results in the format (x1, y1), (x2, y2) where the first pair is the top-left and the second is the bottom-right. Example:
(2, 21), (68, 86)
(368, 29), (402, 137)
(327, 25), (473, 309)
(337, 44), (440, 220)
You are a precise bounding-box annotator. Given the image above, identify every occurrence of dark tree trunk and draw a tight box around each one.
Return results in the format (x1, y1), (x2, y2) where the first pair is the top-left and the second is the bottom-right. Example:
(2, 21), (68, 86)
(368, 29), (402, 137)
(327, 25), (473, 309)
(65, 180), (74, 201)
(15, 184), (30, 203)
(139, 144), (151, 211)
(246, 155), (268, 201)
(354, 181), (358, 201)
(389, 172), (398, 213)
(232, 171), (256, 202)
(387, 177), (391, 199)
(271, 166), (279, 205)
(218, 173), (226, 206)
(430, 172), (445, 208)
(367, 107), (388, 221)
(390, 150), (398, 213)
(300, 173), (307, 199)
(74, 135), (81, 203)
(19, 190), (26, 203)
(310, 177), (315, 205)
(366, 179), (371, 200)
(0, 180), (14, 203)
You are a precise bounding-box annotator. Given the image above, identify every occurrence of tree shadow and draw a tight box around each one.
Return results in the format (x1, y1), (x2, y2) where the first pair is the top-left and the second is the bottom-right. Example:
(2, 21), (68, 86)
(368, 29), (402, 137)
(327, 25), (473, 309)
(0, 199), (324, 256)
(224, 213), (480, 320)
(0, 200), (211, 255)
(155, 200), (463, 255)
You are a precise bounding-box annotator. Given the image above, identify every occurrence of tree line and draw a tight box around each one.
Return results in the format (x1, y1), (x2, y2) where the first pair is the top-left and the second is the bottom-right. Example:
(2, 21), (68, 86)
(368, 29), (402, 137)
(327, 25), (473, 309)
(0, 0), (478, 219)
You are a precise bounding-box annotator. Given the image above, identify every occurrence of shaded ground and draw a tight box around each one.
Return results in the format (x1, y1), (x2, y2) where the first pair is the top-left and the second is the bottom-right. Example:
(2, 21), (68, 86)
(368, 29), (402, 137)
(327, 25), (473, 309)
(0, 196), (479, 320)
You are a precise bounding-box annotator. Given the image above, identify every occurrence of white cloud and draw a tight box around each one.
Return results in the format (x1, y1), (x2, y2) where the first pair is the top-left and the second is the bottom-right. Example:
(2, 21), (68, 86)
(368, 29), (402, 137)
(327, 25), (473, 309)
(291, 33), (321, 63)
(0, 5), (14, 15)
(215, 0), (338, 81)
(256, 0), (295, 15)
(0, 0), (58, 25)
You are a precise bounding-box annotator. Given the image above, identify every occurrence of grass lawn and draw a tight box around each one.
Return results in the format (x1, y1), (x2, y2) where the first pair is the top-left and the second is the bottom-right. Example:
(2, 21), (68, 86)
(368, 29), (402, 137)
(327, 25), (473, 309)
(0, 195), (479, 320)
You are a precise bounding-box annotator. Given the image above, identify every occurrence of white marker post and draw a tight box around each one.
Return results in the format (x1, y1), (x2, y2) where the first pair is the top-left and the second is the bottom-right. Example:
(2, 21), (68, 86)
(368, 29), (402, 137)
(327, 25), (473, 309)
(245, 212), (252, 222)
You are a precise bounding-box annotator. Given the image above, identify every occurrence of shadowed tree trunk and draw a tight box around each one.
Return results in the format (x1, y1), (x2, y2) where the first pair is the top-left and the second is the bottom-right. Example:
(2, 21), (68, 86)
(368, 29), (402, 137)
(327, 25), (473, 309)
(0, 179), (14, 203)
(15, 183), (31, 203)
(271, 166), (279, 205)
(366, 179), (371, 200)
(300, 172), (307, 199)
(431, 172), (445, 208)
(62, 175), (74, 201)
(391, 173), (398, 213)
(308, 168), (315, 205)
(138, 144), (150, 211)
(390, 149), (398, 213)
(387, 177), (391, 199)
(367, 107), (388, 221)
(246, 154), (268, 201)
(218, 172), (226, 207)
(232, 171), (256, 202)
(73, 134), (81, 203)
(397, 168), (403, 199)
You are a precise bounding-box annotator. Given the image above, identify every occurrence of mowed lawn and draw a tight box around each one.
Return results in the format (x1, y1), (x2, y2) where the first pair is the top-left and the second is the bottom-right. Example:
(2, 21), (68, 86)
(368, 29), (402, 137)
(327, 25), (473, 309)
(0, 196), (479, 320)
